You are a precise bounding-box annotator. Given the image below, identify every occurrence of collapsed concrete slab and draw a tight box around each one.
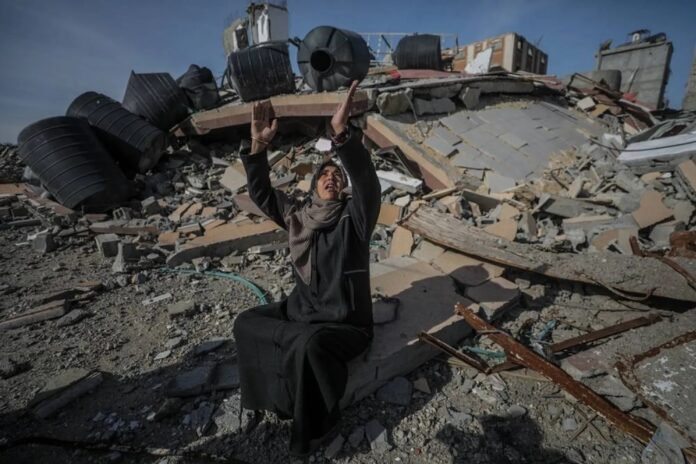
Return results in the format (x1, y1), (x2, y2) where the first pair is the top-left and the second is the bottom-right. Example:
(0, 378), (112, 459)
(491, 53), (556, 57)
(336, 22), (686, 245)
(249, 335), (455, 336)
(175, 90), (370, 136)
(166, 220), (286, 267)
(341, 253), (517, 407)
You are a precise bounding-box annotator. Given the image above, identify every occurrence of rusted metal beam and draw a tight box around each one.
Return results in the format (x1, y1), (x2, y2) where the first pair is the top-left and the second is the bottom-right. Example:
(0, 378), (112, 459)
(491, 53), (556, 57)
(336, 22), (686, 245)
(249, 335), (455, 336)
(455, 303), (656, 445)
(419, 331), (491, 374)
(490, 314), (662, 373)
(550, 314), (661, 352)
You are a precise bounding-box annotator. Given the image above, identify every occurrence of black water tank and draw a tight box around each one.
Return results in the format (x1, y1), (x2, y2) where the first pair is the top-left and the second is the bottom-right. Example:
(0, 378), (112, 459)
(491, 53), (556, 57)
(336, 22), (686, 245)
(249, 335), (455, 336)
(122, 72), (190, 131)
(66, 92), (168, 174)
(17, 117), (131, 211)
(227, 41), (295, 102)
(297, 26), (370, 92)
(177, 64), (220, 110)
(393, 34), (442, 70)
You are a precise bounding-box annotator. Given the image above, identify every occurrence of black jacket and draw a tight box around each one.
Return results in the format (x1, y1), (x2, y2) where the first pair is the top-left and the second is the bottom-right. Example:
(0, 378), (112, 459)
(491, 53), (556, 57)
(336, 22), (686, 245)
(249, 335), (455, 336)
(241, 129), (381, 331)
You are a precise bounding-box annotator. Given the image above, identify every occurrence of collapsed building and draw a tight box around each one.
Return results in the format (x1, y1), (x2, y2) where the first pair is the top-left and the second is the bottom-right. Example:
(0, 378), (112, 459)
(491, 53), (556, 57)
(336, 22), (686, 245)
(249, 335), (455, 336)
(1, 3), (696, 463)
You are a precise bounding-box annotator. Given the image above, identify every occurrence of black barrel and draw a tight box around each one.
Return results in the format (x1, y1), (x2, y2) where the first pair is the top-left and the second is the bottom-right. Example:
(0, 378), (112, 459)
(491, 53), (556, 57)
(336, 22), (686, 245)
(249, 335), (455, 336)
(227, 41), (295, 102)
(177, 64), (220, 110)
(17, 117), (131, 211)
(297, 26), (370, 92)
(66, 92), (168, 174)
(393, 34), (442, 70)
(122, 72), (189, 131)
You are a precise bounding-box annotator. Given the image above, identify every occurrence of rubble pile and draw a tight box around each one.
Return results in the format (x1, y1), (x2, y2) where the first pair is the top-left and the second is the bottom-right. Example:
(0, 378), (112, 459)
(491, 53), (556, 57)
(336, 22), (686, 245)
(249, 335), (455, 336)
(2, 16), (696, 464)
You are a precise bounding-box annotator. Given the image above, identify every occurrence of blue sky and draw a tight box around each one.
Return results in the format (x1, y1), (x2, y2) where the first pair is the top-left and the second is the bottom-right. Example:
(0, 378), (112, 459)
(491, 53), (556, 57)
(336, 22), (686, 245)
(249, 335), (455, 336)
(1, 0), (695, 143)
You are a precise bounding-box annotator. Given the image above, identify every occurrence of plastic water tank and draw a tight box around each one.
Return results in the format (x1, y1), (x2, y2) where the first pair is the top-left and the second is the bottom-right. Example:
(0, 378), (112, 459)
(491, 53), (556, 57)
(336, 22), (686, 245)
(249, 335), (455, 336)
(17, 117), (131, 211)
(227, 41), (295, 102)
(122, 72), (190, 131)
(297, 26), (370, 92)
(66, 91), (168, 174)
(393, 34), (442, 70)
(177, 64), (220, 110)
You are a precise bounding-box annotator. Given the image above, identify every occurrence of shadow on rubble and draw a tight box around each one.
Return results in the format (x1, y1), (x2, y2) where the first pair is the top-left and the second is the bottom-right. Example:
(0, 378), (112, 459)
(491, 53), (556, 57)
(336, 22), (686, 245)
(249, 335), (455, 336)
(0, 268), (502, 463)
(436, 414), (573, 464)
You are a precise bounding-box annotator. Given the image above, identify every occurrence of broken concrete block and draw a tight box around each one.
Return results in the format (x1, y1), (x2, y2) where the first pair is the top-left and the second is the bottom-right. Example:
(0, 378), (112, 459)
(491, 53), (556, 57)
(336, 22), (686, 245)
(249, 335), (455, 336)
(32, 232), (57, 254)
(562, 214), (616, 233)
(388, 226), (413, 258)
(365, 419), (390, 453)
(376, 376), (412, 406)
(213, 395), (256, 435)
(376, 170), (423, 194)
(33, 371), (104, 419)
(483, 218), (517, 241)
(423, 135), (458, 158)
(95, 234), (120, 258)
(576, 96), (596, 111)
(631, 190), (673, 229)
(141, 196), (161, 216)
(168, 300), (197, 318)
(166, 365), (215, 397)
(193, 338), (229, 356)
(348, 426), (365, 448)
(372, 298), (399, 325)
(220, 163), (247, 193)
(376, 89), (413, 116)
(676, 159), (696, 198)
(459, 86), (481, 110)
(324, 433), (345, 459)
(411, 240), (445, 263)
(413, 377), (430, 394)
(412, 97), (456, 116)
(377, 203), (402, 226)
(465, 277), (520, 319)
(650, 220), (685, 247)
(142, 292), (172, 306)
(485, 171), (516, 193)
(56, 309), (88, 327)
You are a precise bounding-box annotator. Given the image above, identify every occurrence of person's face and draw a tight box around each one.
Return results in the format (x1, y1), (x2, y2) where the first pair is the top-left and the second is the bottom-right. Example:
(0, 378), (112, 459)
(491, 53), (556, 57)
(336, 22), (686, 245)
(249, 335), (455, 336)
(316, 165), (344, 200)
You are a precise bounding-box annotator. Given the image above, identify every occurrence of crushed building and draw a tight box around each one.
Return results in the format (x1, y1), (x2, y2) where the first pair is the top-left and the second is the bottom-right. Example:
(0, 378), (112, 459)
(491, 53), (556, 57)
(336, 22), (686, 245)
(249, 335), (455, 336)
(1, 7), (696, 463)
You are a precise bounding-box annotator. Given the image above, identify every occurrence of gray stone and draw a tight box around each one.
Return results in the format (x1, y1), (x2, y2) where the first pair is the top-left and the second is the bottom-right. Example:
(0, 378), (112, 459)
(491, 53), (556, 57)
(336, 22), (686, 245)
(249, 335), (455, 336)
(96, 234), (120, 258)
(324, 433), (344, 459)
(348, 426), (365, 448)
(562, 417), (578, 431)
(213, 394), (256, 435)
(413, 97), (456, 116)
(446, 406), (472, 427)
(56, 309), (88, 327)
(32, 232), (56, 254)
(194, 338), (228, 356)
(413, 377), (431, 394)
(141, 196), (161, 216)
(165, 337), (184, 349)
(459, 86), (481, 110)
(376, 376), (412, 406)
(168, 300), (197, 318)
(506, 405), (527, 417)
(30, 368), (91, 406)
(365, 419), (390, 453)
(166, 365), (215, 397)
(154, 350), (171, 360)
(376, 89), (413, 116)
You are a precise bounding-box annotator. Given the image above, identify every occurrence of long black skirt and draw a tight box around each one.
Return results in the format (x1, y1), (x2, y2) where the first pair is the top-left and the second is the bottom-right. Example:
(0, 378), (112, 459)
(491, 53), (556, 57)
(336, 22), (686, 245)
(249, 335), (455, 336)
(233, 300), (371, 455)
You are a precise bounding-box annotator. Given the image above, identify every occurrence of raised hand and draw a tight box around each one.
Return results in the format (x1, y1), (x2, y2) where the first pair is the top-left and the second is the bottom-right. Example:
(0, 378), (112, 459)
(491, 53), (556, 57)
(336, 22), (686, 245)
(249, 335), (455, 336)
(330, 80), (359, 135)
(251, 100), (278, 154)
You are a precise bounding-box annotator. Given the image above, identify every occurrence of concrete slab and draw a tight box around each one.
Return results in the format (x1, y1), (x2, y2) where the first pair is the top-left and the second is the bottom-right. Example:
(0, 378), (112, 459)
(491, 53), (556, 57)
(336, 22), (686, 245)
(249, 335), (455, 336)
(423, 135), (458, 158)
(431, 250), (504, 287)
(499, 132), (528, 150)
(432, 126), (461, 147)
(440, 112), (481, 135)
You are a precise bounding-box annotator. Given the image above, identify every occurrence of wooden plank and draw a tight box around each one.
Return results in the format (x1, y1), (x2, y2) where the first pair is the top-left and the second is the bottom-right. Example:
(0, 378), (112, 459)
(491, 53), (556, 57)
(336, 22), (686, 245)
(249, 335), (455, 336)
(401, 206), (696, 303)
(0, 300), (69, 331)
(177, 91), (370, 136)
(365, 114), (458, 190)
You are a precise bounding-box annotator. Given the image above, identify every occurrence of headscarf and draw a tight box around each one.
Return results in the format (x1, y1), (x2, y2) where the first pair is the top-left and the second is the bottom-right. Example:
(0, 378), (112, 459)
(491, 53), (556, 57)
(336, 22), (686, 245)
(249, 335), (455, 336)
(285, 160), (349, 285)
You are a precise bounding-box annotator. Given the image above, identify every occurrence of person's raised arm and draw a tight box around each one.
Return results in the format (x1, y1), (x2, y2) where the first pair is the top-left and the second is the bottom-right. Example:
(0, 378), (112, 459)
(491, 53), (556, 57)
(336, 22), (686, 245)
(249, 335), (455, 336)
(331, 81), (381, 241)
(241, 100), (294, 229)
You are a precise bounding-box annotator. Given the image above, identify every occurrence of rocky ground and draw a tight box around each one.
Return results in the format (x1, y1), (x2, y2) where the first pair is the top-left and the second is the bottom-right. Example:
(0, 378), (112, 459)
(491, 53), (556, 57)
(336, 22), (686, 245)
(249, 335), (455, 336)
(1, 218), (665, 463)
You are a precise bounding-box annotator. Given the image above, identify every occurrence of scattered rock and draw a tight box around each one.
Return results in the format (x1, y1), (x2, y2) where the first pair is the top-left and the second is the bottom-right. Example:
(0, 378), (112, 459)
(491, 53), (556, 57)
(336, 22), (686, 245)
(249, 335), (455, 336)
(376, 376), (412, 406)
(365, 419), (390, 453)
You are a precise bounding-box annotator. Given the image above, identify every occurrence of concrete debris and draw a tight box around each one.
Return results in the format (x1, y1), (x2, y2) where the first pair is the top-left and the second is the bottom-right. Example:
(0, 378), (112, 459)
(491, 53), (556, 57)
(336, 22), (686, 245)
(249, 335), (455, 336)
(3, 22), (696, 463)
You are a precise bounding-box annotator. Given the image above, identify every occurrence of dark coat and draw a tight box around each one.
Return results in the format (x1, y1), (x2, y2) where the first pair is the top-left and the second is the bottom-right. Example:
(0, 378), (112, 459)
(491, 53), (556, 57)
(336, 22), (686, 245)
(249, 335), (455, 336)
(233, 129), (380, 455)
(241, 128), (381, 331)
